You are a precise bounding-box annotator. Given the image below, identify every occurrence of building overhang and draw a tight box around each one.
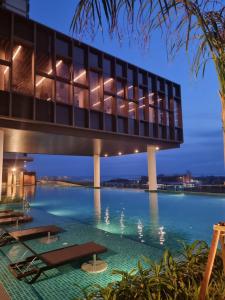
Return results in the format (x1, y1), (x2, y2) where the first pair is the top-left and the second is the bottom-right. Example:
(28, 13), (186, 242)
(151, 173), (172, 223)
(0, 118), (180, 157)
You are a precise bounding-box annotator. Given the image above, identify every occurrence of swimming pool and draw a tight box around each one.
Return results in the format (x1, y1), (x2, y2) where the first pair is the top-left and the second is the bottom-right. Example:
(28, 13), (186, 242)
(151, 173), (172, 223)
(29, 186), (225, 251)
(0, 186), (225, 300)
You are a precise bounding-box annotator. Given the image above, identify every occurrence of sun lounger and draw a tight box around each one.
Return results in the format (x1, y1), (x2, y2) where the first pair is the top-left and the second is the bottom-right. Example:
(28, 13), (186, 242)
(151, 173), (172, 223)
(0, 211), (24, 219)
(0, 209), (13, 213)
(9, 242), (107, 283)
(0, 215), (32, 225)
(0, 225), (62, 246)
(0, 283), (10, 300)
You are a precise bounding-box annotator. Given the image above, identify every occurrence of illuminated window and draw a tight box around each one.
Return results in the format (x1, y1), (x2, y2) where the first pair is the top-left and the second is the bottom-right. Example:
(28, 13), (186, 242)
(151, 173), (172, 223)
(0, 65), (9, 91)
(90, 71), (101, 111)
(74, 87), (88, 109)
(128, 101), (137, 119)
(116, 81), (125, 99)
(56, 59), (70, 80)
(73, 46), (86, 85)
(149, 107), (155, 123)
(0, 39), (10, 61)
(138, 88), (146, 121)
(117, 99), (127, 117)
(56, 81), (71, 105)
(36, 28), (53, 74)
(104, 96), (115, 115)
(36, 76), (54, 101)
(12, 44), (33, 96)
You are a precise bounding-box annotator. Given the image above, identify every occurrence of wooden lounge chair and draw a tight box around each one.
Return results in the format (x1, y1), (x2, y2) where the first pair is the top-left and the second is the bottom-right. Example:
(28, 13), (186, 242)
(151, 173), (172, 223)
(0, 283), (10, 300)
(9, 242), (107, 283)
(0, 215), (32, 225)
(0, 225), (62, 246)
(0, 211), (24, 219)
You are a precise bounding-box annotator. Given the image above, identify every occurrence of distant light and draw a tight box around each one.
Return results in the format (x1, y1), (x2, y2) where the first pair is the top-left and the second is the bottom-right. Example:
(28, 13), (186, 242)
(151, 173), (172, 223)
(134, 149), (139, 153)
(12, 168), (16, 172)
(104, 154), (108, 157)
(118, 152), (122, 156)
(156, 147), (159, 151)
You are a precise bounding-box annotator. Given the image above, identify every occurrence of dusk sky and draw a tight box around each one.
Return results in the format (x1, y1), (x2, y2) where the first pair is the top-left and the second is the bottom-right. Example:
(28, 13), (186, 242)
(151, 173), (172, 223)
(29, 0), (224, 178)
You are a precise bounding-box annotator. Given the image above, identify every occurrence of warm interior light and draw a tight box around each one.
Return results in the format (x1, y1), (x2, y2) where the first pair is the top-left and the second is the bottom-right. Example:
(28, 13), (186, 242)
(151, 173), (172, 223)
(104, 96), (112, 102)
(139, 104), (145, 108)
(12, 168), (16, 172)
(92, 101), (101, 107)
(149, 92), (154, 97)
(117, 90), (124, 95)
(118, 152), (122, 156)
(36, 60), (63, 87)
(104, 78), (113, 85)
(138, 96), (145, 101)
(128, 85), (133, 89)
(91, 85), (101, 92)
(4, 45), (22, 74)
(104, 154), (108, 157)
(156, 147), (160, 151)
(120, 104), (125, 109)
(129, 108), (135, 112)
(134, 149), (139, 153)
(73, 70), (86, 82)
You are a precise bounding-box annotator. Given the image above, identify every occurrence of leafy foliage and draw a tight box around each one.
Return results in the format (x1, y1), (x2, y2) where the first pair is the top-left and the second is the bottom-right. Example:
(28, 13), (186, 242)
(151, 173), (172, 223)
(75, 241), (225, 300)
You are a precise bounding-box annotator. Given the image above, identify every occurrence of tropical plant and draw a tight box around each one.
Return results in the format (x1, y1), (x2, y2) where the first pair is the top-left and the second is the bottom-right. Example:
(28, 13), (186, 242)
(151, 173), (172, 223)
(75, 240), (225, 300)
(71, 0), (225, 159)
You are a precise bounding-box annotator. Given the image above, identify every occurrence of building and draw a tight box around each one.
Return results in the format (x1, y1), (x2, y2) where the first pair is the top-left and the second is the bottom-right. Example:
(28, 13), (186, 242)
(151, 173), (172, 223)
(3, 153), (36, 186)
(0, 2), (183, 192)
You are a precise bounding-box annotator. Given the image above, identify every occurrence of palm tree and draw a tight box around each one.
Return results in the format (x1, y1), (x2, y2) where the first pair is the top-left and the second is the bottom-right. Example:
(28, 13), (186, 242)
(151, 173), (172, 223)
(71, 0), (225, 160)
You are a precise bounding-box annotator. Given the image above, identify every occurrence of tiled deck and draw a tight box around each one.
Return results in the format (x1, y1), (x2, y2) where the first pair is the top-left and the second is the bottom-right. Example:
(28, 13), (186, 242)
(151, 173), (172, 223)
(0, 207), (163, 300)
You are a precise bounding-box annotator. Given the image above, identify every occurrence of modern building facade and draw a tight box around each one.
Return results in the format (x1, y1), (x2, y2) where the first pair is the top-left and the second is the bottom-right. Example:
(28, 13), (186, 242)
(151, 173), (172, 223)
(0, 4), (183, 191)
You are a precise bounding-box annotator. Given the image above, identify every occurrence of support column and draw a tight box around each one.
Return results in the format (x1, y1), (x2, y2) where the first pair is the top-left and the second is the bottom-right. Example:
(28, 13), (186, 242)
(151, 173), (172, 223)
(0, 131), (3, 199)
(94, 154), (100, 188)
(147, 145), (157, 192)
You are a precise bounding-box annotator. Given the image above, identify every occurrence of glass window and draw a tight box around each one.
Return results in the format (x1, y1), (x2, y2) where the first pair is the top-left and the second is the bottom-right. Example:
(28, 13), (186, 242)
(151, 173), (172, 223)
(0, 64), (9, 91)
(104, 95), (115, 115)
(74, 87), (88, 108)
(36, 28), (53, 75)
(116, 81), (125, 98)
(173, 84), (180, 97)
(117, 99), (128, 117)
(166, 111), (170, 126)
(56, 81), (71, 105)
(116, 63), (124, 77)
(128, 101), (137, 119)
(128, 84), (134, 100)
(56, 37), (70, 57)
(148, 76), (152, 91)
(158, 109), (164, 125)
(73, 46), (85, 65)
(148, 91), (155, 106)
(73, 65), (86, 85)
(36, 76), (54, 101)
(157, 79), (164, 91)
(103, 58), (112, 75)
(149, 106), (155, 123)
(90, 71), (101, 110)
(12, 44), (33, 96)
(0, 38), (10, 61)
(174, 100), (181, 127)
(128, 68), (134, 83)
(89, 52), (99, 68)
(157, 95), (164, 109)
(104, 76), (114, 93)
(56, 59), (70, 80)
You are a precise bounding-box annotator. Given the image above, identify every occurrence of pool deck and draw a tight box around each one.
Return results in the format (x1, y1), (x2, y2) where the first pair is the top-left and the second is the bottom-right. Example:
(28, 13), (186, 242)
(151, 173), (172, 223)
(0, 207), (163, 300)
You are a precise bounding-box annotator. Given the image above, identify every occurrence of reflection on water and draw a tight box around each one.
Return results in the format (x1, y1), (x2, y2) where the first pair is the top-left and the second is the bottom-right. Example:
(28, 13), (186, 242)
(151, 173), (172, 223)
(120, 209), (125, 236)
(3, 185), (36, 202)
(158, 226), (166, 245)
(149, 193), (158, 228)
(94, 189), (101, 223)
(104, 207), (110, 225)
(137, 219), (144, 243)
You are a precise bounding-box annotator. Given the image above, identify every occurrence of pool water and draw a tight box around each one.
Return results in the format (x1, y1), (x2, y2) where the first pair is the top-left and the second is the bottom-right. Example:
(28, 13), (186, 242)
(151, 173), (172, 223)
(0, 186), (225, 300)
(28, 186), (225, 251)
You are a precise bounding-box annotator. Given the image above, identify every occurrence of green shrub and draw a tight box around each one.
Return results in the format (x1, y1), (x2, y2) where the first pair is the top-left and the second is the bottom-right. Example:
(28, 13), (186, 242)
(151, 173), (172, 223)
(76, 241), (225, 300)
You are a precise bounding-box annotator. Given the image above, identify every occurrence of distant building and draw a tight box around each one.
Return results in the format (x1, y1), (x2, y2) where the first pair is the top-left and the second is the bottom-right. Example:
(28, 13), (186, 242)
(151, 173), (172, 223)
(3, 153), (36, 186)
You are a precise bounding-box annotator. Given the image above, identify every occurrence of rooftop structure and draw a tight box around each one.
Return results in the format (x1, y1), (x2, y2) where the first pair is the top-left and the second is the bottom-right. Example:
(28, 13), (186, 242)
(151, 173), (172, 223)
(0, 4), (183, 191)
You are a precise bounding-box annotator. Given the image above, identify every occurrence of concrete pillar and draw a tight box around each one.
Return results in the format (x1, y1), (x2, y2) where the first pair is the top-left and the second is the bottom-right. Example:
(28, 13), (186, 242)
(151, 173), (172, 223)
(147, 145), (157, 192)
(94, 154), (100, 188)
(0, 131), (3, 199)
